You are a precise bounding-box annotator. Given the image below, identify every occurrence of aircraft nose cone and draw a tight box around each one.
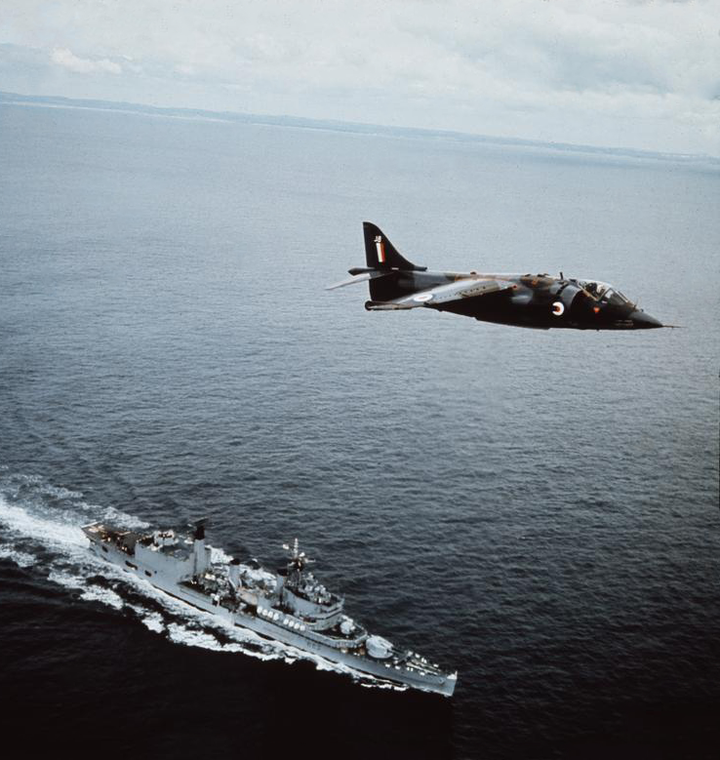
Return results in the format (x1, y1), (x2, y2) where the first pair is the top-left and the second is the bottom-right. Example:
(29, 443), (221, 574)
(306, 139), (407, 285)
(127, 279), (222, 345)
(629, 310), (663, 329)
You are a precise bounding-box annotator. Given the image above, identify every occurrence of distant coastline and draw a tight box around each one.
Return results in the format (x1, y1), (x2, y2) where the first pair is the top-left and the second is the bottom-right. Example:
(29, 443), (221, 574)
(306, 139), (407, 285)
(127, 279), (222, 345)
(2, 89), (717, 168)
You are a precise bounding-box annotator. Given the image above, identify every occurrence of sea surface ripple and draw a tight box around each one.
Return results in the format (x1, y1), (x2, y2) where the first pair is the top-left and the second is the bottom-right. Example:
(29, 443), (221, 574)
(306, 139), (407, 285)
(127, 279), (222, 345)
(0, 103), (718, 759)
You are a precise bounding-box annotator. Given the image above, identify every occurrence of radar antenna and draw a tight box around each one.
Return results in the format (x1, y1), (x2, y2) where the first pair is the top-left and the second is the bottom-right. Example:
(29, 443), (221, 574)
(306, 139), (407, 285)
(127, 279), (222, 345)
(282, 538), (314, 574)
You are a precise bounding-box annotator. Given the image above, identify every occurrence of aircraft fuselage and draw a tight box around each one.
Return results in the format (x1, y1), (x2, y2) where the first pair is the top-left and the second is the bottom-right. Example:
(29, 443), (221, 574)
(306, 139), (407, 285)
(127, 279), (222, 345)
(371, 269), (661, 330)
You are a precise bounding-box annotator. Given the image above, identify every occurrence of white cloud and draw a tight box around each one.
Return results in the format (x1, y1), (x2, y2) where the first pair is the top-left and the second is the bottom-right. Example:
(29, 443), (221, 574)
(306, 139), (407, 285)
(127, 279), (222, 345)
(51, 47), (121, 75)
(1, 0), (719, 154)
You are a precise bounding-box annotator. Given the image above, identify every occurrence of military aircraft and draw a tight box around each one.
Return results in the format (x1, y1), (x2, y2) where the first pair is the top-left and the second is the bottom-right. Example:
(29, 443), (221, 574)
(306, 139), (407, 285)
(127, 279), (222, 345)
(328, 222), (664, 330)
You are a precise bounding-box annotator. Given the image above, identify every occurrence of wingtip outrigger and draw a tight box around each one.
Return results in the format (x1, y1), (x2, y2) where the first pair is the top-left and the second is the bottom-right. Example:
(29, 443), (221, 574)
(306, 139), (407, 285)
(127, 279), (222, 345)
(325, 270), (397, 291)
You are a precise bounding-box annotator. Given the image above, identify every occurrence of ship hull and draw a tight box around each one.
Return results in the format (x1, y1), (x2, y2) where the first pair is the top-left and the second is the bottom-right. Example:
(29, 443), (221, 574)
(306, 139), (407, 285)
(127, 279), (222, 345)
(86, 536), (455, 696)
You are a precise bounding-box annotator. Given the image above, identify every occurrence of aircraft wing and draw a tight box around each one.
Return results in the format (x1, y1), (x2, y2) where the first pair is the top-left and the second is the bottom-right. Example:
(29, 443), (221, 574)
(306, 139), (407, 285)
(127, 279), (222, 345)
(326, 270), (396, 290)
(365, 278), (513, 310)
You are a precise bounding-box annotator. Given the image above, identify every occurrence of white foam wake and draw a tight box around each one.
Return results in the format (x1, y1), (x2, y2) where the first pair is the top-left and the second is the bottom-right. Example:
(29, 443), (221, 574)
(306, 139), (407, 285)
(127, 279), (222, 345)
(0, 497), (89, 552)
(0, 545), (36, 568)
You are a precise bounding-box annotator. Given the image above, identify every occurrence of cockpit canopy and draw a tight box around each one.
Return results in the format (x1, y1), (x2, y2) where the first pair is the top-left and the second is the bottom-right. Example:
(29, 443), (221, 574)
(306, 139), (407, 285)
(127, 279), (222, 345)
(577, 280), (633, 307)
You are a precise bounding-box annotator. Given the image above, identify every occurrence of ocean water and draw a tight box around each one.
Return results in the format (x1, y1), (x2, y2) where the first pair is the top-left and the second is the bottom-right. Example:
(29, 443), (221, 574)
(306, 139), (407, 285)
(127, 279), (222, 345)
(0, 102), (718, 759)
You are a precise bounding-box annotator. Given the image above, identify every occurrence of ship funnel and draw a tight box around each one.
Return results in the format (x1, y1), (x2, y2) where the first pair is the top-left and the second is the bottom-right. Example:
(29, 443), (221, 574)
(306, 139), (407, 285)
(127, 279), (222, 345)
(228, 558), (241, 589)
(192, 521), (210, 576)
(193, 520), (206, 541)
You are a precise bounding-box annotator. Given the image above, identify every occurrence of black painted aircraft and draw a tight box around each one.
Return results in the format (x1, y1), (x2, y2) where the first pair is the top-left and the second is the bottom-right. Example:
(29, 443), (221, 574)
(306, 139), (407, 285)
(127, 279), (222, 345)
(328, 222), (664, 330)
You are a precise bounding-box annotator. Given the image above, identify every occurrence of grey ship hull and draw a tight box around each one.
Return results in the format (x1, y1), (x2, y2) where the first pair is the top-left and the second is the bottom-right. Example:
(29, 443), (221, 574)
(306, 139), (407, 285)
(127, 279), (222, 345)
(85, 531), (456, 696)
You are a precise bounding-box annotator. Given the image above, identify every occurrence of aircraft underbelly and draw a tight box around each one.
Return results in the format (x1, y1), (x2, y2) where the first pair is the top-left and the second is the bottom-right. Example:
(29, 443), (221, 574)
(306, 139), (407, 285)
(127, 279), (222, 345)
(437, 298), (529, 325)
(436, 286), (584, 329)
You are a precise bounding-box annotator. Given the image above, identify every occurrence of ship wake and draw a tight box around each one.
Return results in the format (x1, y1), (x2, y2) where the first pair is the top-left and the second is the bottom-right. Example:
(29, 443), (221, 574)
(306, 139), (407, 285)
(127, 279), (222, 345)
(0, 474), (406, 692)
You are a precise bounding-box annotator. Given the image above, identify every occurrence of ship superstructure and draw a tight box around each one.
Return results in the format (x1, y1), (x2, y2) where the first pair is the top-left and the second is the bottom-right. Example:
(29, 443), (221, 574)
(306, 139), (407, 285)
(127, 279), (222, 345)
(82, 521), (456, 696)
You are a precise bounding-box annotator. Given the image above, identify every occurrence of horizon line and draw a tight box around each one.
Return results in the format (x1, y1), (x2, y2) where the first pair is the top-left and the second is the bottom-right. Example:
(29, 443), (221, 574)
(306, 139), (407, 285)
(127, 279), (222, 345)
(1, 89), (717, 165)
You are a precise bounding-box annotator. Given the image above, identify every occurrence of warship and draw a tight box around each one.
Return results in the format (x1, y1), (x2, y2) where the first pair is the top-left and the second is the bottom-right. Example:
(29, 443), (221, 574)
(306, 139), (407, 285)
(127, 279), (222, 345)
(82, 521), (457, 696)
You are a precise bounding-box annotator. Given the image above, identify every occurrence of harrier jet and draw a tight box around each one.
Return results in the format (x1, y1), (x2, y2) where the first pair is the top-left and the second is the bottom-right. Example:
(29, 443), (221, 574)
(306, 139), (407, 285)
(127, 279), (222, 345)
(328, 222), (663, 330)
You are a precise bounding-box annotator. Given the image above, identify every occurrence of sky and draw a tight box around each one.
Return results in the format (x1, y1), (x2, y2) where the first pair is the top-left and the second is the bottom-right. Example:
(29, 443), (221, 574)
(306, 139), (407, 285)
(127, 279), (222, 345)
(1, 0), (719, 156)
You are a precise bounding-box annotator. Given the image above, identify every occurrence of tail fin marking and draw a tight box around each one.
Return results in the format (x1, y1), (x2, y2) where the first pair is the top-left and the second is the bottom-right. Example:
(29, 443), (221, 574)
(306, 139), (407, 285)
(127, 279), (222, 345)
(375, 236), (386, 264)
(363, 222), (427, 271)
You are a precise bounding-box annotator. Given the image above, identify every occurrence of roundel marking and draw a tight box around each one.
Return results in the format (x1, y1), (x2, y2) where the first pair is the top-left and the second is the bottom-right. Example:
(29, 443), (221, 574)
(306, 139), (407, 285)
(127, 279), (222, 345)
(552, 301), (565, 316)
(414, 293), (433, 303)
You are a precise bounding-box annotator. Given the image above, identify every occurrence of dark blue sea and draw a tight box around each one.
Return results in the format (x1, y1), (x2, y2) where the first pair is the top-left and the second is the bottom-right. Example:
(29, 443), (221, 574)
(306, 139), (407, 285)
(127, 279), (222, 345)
(0, 101), (718, 759)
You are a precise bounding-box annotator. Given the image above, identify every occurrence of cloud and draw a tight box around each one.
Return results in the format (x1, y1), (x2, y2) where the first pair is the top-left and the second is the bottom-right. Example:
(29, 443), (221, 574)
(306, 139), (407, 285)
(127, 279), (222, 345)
(51, 47), (121, 75)
(1, 0), (719, 154)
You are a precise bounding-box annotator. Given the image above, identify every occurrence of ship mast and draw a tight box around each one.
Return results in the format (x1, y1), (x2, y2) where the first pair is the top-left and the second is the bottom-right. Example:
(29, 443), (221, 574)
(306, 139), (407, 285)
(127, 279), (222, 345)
(282, 538), (313, 587)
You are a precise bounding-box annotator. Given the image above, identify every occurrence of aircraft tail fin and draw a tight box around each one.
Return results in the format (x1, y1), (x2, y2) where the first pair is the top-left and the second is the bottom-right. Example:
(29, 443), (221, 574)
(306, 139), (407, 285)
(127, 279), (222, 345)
(363, 222), (426, 271)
